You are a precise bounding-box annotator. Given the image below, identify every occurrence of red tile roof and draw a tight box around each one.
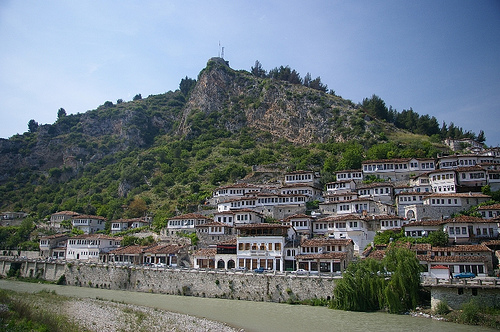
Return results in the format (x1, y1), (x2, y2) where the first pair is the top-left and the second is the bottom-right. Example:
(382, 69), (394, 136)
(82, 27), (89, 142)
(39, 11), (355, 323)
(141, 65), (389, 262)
(169, 213), (211, 220)
(300, 238), (353, 247)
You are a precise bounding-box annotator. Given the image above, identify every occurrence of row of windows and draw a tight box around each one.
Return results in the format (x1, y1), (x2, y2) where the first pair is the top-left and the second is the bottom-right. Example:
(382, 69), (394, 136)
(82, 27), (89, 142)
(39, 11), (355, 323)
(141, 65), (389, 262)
(381, 220), (400, 227)
(325, 196), (354, 203)
(238, 242), (282, 251)
(169, 219), (200, 226)
(236, 214), (252, 221)
(480, 211), (499, 218)
(462, 172), (485, 179)
(68, 239), (107, 245)
(216, 216), (233, 223)
(432, 173), (454, 181)
(301, 245), (345, 253)
(329, 221), (359, 228)
(359, 188), (391, 195)
(281, 189), (313, 195)
(337, 173), (362, 179)
(285, 174), (313, 182)
(67, 250), (99, 256)
(433, 185), (455, 192)
(430, 198), (459, 205)
(399, 196), (423, 202)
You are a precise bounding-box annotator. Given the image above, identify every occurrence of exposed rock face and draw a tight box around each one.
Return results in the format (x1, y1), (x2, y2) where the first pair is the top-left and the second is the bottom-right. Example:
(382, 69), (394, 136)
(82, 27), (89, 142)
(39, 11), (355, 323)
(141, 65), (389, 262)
(179, 57), (370, 144)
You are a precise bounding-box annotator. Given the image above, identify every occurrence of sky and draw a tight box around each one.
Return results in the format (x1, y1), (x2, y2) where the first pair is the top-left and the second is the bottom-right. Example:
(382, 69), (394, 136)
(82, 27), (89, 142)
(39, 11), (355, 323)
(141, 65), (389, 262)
(1, 1), (499, 146)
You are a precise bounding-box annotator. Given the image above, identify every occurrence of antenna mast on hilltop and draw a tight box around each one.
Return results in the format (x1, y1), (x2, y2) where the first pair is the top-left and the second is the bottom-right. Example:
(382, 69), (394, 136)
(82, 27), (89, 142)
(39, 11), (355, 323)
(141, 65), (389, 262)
(218, 41), (224, 59)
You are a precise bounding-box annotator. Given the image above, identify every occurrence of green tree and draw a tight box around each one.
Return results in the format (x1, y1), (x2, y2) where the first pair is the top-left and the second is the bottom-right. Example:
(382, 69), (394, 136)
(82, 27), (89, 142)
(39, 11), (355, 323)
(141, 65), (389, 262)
(382, 247), (421, 313)
(28, 119), (38, 133)
(337, 143), (364, 171)
(251, 60), (266, 78)
(126, 197), (147, 218)
(179, 76), (197, 96)
(332, 246), (421, 314)
(133, 94), (142, 101)
(308, 76), (328, 92)
(121, 235), (138, 246)
(331, 258), (386, 311)
(362, 95), (388, 120)
(477, 130), (486, 143)
(57, 108), (66, 119)
(425, 230), (449, 247)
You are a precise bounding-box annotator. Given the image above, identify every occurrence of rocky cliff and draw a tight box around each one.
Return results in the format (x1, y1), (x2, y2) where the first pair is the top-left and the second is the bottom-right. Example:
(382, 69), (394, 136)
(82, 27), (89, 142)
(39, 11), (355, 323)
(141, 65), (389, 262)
(179, 57), (376, 145)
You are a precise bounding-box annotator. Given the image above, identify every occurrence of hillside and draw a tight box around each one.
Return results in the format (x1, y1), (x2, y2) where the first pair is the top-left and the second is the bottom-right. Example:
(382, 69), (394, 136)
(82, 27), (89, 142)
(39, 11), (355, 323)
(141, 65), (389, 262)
(0, 57), (447, 225)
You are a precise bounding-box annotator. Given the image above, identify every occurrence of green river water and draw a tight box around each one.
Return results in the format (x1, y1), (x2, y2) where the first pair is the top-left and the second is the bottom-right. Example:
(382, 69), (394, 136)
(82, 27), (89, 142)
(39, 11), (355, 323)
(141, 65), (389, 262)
(0, 280), (496, 332)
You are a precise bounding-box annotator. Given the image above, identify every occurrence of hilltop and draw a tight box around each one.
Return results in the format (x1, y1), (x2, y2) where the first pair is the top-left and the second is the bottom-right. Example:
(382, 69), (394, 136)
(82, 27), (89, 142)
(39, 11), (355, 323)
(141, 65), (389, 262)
(0, 58), (466, 224)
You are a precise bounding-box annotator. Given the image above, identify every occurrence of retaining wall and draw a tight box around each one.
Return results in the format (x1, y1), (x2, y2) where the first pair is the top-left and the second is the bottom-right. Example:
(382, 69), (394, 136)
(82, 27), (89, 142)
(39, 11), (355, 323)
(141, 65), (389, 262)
(0, 259), (336, 303)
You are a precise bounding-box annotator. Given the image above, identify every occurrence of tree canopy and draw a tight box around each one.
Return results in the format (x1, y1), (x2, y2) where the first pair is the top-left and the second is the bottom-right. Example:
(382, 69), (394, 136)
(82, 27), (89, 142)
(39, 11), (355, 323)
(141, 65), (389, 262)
(331, 247), (421, 313)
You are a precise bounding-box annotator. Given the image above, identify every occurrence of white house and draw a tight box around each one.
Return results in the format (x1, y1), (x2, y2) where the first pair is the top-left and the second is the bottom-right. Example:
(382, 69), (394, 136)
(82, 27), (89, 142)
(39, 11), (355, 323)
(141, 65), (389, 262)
(49, 211), (79, 229)
(443, 215), (499, 244)
(409, 173), (432, 193)
(404, 192), (491, 221)
(296, 238), (354, 273)
(335, 169), (363, 182)
(284, 170), (321, 187)
(428, 169), (457, 193)
(39, 234), (68, 258)
(71, 215), (106, 234)
(403, 220), (447, 238)
(235, 223), (291, 271)
(283, 213), (313, 238)
(163, 213), (212, 236)
(478, 203), (500, 219)
(362, 158), (435, 181)
(195, 221), (234, 246)
(66, 234), (121, 262)
(325, 180), (356, 194)
(212, 183), (263, 203)
(110, 217), (151, 234)
(320, 214), (374, 254)
(456, 166), (487, 189)
(279, 183), (323, 200)
(356, 182), (394, 204)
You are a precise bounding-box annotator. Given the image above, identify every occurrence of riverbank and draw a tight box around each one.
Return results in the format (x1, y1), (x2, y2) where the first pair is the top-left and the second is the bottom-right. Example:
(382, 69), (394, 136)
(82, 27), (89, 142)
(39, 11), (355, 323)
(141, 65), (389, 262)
(0, 288), (241, 332)
(0, 279), (496, 332)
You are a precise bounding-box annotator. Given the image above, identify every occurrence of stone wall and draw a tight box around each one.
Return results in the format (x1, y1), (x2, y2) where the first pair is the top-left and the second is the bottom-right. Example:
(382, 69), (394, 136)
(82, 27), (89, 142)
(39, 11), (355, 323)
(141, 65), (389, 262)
(0, 259), (336, 303)
(430, 285), (500, 310)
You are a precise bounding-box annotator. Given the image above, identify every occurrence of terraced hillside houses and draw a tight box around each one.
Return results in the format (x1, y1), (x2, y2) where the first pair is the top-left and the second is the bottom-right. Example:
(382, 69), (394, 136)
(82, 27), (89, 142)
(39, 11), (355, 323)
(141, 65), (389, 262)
(37, 150), (500, 275)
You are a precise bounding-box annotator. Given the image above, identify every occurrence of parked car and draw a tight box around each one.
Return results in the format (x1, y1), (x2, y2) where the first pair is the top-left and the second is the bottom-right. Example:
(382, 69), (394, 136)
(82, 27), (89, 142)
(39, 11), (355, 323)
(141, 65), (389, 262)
(453, 272), (475, 279)
(294, 269), (308, 275)
(233, 266), (248, 272)
(254, 267), (266, 273)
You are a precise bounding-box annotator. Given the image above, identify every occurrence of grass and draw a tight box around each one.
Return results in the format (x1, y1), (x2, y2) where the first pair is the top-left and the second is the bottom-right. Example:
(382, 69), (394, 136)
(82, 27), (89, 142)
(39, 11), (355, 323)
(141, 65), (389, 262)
(0, 289), (85, 332)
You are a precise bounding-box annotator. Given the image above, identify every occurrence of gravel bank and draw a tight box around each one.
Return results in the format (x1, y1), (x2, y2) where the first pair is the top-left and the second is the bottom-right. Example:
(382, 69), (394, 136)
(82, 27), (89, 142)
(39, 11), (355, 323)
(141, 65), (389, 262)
(61, 297), (242, 332)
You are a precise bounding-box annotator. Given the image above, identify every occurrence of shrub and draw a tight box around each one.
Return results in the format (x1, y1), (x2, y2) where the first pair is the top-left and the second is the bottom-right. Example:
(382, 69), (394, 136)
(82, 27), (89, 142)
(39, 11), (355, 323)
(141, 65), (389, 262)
(434, 300), (450, 315)
(459, 299), (480, 325)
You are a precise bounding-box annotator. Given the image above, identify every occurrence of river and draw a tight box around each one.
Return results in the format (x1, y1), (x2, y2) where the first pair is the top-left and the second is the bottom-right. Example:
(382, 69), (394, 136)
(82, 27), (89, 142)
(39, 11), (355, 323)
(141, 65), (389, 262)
(0, 280), (496, 332)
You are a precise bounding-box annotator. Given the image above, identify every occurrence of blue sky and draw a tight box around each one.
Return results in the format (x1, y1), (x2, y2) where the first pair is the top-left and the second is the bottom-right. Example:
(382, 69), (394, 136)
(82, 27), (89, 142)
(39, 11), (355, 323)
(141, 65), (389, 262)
(1, 1), (499, 146)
